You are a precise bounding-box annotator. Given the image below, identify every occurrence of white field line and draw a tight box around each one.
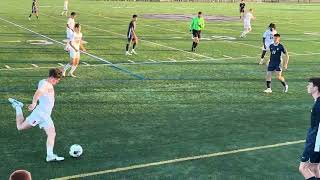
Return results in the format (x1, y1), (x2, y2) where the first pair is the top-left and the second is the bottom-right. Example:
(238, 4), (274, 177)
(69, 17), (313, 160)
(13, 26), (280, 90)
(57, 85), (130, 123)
(187, 57), (198, 61)
(168, 58), (177, 62)
(4, 65), (11, 69)
(222, 55), (233, 59)
(31, 64), (39, 68)
(128, 60), (135, 63)
(0, 16), (145, 80)
(51, 140), (305, 180)
(241, 55), (250, 57)
(2, 52), (320, 71)
(40, 13), (216, 60)
(148, 59), (156, 62)
(82, 62), (90, 66)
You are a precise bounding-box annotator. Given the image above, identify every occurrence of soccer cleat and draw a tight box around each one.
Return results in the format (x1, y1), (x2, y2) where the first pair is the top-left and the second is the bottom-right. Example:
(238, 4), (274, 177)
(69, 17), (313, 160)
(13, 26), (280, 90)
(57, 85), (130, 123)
(263, 88), (272, 93)
(125, 51), (132, 56)
(284, 85), (289, 93)
(62, 70), (66, 77)
(46, 154), (65, 162)
(28, 17), (31, 21)
(8, 98), (24, 109)
(131, 49), (138, 55)
(259, 59), (264, 65)
(68, 73), (76, 78)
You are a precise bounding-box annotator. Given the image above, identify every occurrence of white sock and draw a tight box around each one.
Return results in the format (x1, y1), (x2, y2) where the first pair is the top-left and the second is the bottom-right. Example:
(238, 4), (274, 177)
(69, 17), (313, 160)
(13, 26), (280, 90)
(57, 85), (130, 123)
(47, 146), (54, 156)
(64, 64), (71, 71)
(69, 65), (77, 74)
(15, 106), (22, 116)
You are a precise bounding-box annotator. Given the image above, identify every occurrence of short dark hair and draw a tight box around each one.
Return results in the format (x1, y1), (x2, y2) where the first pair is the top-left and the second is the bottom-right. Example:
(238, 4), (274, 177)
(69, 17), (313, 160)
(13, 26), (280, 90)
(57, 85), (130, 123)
(71, 12), (76, 16)
(269, 23), (276, 30)
(49, 68), (62, 79)
(133, 14), (138, 18)
(198, 11), (202, 15)
(274, 33), (280, 37)
(9, 170), (31, 180)
(309, 78), (320, 92)
(74, 23), (80, 28)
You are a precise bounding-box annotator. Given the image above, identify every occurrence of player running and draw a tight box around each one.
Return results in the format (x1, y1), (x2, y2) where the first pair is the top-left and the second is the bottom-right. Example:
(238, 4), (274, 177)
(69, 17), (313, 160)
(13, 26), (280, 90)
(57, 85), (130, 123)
(61, 0), (68, 17)
(263, 34), (289, 93)
(190, 11), (205, 52)
(125, 15), (138, 56)
(240, 9), (255, 38)
(299, 77), (320, 180)
(65, 12), (76, 52)
(28, 0), (39, 20)
(63, 23), (86, 77)
(259, 23), (277, 65)
(8, 68), (64, 162)
(239, 0), (245, 19)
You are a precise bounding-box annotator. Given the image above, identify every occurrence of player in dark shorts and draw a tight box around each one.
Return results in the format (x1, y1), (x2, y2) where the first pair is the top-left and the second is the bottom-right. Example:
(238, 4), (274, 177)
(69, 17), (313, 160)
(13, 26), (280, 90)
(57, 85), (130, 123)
(239, 0), (245, 19)
(299, 77), (320, 180)
(263, 33), (289, 93)
(190, 12), (205, 52)
(28, 0), (39, 20)
(125, 14), (138, 56)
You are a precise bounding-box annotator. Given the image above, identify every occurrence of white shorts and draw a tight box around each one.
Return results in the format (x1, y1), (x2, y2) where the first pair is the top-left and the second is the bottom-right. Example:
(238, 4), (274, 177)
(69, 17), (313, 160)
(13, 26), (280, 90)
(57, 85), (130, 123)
(63, 5), (68, 11)
(66, 30), (73, 39)
(70, 49), (80, 59)
(244, 21), (251, 29)
(26, 109), (54, 129)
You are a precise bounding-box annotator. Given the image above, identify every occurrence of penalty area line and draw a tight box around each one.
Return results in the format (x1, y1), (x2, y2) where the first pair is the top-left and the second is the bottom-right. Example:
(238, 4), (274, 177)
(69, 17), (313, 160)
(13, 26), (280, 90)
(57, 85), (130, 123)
(51, 140), (305, 180)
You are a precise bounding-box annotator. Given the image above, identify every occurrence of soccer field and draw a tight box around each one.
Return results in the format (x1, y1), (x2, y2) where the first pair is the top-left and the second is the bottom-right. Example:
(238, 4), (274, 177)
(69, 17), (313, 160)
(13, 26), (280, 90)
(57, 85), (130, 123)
(1, 0), (320, 179)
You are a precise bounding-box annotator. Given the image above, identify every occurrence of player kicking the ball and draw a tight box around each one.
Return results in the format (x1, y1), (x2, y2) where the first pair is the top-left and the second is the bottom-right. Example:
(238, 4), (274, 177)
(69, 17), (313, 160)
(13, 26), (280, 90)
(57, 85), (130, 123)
(240, 9), (255, 38)
(8, 68), (64, 162)
(190, 11), (205, 52)
(125, 15), (138, 56)
(63, 23), (86, 77)
(28, 0), (39, 20)
(259, 23), (277, 65)
(264, 34), (289, 93)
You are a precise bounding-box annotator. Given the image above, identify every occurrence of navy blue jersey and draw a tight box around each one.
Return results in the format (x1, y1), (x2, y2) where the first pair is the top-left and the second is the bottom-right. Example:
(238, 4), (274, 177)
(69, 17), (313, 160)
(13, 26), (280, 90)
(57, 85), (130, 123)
(240, 2), (245, 9)
(306, 98), (320, 149)
(127, 21), (135, 38)
(269, 43), (286, 65)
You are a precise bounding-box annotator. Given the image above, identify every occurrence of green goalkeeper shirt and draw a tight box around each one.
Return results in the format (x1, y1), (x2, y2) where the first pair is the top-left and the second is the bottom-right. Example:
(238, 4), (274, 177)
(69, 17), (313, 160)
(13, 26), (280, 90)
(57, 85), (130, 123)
(190, 17), (205, 31)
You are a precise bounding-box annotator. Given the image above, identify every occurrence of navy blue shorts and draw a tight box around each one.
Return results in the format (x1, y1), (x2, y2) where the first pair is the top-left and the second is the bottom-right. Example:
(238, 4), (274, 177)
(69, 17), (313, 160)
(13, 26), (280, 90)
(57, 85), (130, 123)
(192, 29), (201, 38)
(267, 64), (281, 72)
(301, 141), (320, 163)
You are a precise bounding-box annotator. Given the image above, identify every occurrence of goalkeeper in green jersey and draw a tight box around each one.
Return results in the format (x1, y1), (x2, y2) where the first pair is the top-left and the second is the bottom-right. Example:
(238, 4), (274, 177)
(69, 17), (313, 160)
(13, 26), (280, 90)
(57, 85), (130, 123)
(190, 11), (205, 52)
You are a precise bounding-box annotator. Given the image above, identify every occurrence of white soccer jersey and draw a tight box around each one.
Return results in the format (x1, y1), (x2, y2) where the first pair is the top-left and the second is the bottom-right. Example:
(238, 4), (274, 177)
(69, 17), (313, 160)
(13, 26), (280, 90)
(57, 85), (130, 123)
(66, 18), (75, 32)
(70, 32), (83, 50)
(36, 79), (55, 115)
(263, 29), (277, 47)
(243, 12), (253, 23)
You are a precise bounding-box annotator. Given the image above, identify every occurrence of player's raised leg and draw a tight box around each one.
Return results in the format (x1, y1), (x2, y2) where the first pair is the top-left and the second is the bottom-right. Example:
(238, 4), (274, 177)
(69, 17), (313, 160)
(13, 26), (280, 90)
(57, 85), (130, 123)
(8, 98), (32, 130)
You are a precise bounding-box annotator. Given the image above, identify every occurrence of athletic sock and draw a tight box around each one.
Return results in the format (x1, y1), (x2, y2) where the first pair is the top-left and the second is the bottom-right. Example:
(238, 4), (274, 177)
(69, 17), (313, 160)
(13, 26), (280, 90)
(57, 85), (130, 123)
(64, 63), (71, 72)
(15, 106), (23, 116)
(266, 81), (271, 88)
(280, 80), (287, 87)
(69, 65), (77, 74)
(29, 14), (31, 18)
(126, 44), (129, 51)
(133, 43), (136, 50)
(194, 43), (198, 48)
(261, 50), (267, 59)
(46, 146), (54, 156)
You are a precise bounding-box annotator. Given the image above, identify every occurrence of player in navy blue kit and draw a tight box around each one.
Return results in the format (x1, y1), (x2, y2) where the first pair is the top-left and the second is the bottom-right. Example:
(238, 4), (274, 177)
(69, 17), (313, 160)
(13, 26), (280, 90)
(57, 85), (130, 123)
(239, 0), (245, 19)
(28, 0), (39, 20)
(263, 34), (289, 93)
(299, 78), (320, 180)
(125, 15), (138, 56)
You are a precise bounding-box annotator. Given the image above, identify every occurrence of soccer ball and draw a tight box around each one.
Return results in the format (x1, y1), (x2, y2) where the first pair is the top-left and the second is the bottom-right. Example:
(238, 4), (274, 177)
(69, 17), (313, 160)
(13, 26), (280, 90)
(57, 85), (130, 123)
(69, 144), (83, 158)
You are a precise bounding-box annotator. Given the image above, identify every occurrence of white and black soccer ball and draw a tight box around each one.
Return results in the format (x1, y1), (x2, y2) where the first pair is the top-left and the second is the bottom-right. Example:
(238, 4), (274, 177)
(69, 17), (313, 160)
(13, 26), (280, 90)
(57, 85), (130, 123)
(69, 144), (83, 158)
